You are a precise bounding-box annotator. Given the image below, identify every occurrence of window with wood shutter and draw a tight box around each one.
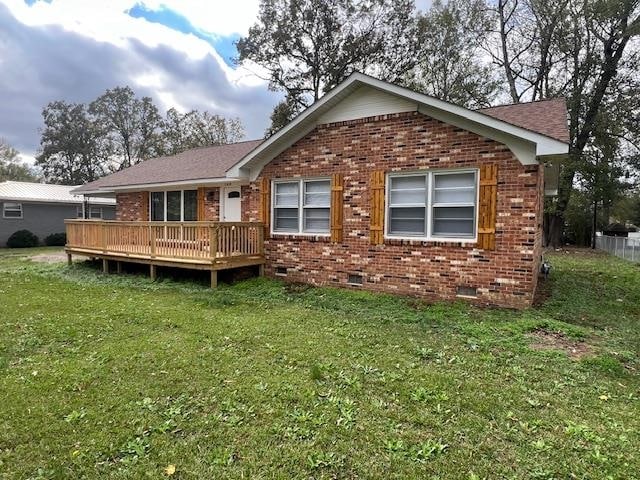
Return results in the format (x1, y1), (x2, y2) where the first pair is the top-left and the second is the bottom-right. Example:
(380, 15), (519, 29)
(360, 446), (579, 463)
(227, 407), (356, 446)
(477, 164), (498, 250)
(370, 171), (385, 245)
(271, 178), (330, 235)
(330, 173), (344, 242)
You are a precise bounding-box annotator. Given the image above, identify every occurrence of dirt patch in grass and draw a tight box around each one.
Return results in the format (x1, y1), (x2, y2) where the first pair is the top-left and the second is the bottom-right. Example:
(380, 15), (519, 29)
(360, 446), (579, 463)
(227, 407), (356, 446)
(527, 328), (594, 359)
(29, 252), (68, 263)
(545, 246), (608, 258)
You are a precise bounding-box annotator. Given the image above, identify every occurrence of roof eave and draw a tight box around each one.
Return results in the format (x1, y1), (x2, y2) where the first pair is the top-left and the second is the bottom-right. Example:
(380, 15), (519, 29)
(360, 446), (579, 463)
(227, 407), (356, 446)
(226, 72), (570, 180)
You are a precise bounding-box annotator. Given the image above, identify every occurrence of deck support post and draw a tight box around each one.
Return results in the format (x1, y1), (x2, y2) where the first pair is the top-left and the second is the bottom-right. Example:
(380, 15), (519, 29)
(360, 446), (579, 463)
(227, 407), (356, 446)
(210, 269), (218, 289)
(258, 264), (265, 276)
(150, 264), (157, 281)
(67, 253), (72, 266)
(102, 259), (109, 274)
(116, 261), (122, 274)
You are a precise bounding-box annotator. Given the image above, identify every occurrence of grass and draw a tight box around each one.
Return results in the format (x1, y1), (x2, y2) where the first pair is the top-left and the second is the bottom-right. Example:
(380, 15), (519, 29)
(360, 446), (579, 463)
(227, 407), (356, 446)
(0, 247), (638, 479)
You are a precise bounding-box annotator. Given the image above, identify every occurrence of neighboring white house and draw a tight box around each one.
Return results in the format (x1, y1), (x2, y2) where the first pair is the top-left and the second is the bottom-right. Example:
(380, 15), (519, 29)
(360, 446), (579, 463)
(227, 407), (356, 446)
(0, 181), (115, 246)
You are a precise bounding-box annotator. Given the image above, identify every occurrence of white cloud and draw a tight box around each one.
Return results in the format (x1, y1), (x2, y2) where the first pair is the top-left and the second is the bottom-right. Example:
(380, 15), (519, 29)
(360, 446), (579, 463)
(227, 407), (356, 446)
(0, 0), (278, 159)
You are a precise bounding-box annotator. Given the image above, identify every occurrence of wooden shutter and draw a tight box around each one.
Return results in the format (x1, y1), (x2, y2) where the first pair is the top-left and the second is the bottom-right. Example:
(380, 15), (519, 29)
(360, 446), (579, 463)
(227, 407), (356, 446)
(259, 177), (271, 236)
(370, 171), (385, 245)
(330, 173), (344, 242)
(197, 187), (206, 221)
(477, 164), (498, 250)
(140, 191), (149, 221)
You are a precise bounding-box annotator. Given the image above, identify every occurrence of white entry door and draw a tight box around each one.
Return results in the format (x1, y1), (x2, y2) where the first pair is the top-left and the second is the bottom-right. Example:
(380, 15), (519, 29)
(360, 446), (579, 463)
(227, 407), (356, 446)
(222, 187), (242, 222)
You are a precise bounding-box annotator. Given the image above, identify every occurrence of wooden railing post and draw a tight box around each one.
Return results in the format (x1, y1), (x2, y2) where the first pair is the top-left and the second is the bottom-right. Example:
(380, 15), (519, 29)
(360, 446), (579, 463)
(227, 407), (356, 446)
(150, 224), (156, 258)
(257, 223), (264, 256)
(210, 224), (218, 261)
(101, 222), (107, 253)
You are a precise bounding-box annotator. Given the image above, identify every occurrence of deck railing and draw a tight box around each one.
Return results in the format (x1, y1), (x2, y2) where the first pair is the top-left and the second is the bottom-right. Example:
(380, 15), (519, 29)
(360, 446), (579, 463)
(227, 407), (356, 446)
(65, 220), (265, 263)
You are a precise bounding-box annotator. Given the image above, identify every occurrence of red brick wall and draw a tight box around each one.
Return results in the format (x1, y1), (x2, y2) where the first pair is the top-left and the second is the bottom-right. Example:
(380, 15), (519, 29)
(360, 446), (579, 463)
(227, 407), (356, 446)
(116, 189), (222, 221)
(244, 111), (543, 309)
(115, 192), (148, 221)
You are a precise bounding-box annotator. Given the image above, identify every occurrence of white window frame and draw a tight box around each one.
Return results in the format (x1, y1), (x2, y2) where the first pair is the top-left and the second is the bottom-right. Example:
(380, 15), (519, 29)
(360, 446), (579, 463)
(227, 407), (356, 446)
(88, 207), (103, 219)
(3, 202), (23, 219)
(271, 178), (331, 236)
(148, 190), (198, 222)
(385, 169), (479, 243)
(76, 205), (84, 218)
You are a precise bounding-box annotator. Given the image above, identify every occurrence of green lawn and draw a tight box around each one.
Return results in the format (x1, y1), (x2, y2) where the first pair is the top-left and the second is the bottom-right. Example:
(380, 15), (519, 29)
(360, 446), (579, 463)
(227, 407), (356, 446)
(0, 248), (638, 479)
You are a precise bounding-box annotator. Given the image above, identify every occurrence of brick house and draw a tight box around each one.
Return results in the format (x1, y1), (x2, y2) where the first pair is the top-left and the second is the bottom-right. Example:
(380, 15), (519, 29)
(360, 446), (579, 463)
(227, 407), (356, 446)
(71, 73), (569, 308)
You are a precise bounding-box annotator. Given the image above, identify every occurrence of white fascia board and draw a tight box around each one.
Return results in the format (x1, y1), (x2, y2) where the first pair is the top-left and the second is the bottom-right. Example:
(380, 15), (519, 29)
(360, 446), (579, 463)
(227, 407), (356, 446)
(227, 72), (569, 180)
(105, 177), (248, 192)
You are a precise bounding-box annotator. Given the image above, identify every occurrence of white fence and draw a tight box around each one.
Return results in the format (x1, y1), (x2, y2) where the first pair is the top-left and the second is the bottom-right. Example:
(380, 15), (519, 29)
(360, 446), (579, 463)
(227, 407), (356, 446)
(596, 235), (640, 263)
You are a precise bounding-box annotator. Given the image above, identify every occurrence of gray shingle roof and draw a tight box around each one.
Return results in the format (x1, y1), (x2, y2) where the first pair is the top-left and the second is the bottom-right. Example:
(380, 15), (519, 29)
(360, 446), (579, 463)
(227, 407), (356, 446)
(73, 139), (263, 194)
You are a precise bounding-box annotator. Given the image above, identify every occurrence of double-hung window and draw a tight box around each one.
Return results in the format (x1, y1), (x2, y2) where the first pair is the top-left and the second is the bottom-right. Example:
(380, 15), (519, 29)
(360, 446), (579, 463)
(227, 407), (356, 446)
(387, 170), (477, 240)
(273, 179), (330, 234)
(150, 190), (198, 222)
(2, 202), (22, 219)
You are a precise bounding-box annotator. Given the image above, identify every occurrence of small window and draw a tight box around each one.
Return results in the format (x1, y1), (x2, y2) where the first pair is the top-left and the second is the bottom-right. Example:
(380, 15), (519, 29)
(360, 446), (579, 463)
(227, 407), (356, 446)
(76, 205), (84, 218)
(347, 273), (363, 285)
(3, 202), (22, 219)
(228, 191), (240, 199)
(275, 266), (288, 276)
(388, 175), (427, 236)
(183, 190), (198, 221)
(272, 179), (331, 235)
(151, 192), (164, 221)
(89, 207), (102, 219)
(456, 286), (477, 298)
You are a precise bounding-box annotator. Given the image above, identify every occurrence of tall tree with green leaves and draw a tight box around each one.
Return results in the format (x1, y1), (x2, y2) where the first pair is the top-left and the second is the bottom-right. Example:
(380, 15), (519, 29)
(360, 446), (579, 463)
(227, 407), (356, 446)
(162, 108), (244, 155)
(0, 139), (40, 182)
(36, 102), (108, 185)
(237, 0), (419, 134)
(407, 0), (498, 108)
(489, 0), (640, 246)
(89, 87), (163, 170)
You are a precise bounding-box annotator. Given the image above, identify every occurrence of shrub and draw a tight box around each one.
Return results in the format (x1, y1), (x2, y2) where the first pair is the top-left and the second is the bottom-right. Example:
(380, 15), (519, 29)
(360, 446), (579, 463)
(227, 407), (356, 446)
(7, 230), (39, 248)
(44, 232), (67, 246)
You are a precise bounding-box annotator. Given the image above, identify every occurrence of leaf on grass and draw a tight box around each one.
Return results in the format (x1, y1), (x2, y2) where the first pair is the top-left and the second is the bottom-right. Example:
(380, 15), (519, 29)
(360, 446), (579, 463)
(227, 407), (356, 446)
(164, 464), (176, 476)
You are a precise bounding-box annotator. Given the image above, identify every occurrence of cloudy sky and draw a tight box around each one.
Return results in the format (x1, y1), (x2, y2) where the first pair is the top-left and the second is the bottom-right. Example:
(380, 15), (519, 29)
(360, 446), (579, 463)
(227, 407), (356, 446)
(0, 0), (431, 163)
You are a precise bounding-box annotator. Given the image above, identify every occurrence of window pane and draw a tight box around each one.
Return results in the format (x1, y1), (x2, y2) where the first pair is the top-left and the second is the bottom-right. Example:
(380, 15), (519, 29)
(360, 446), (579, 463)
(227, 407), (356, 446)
(390, 175), (426, 205)
(433, 172), (476, 204)
(389, 207), (426, 235)
(183, 190), (197, 221)
(433, 206), (475, 236)
(151, 192), (164, 221)
(304, 180), (330, 206)
(89, 208), (102, 219)
(275, 182), (299, 207)
(303, 208), (329, 232)
(434, 172), (475, 189)
(274, 208), (299, 231)
(167, 191), (181, 221)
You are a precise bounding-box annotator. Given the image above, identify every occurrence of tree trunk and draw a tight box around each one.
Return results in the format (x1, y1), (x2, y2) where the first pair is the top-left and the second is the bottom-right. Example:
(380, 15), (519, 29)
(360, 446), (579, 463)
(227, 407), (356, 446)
(547, 213), (564, 248)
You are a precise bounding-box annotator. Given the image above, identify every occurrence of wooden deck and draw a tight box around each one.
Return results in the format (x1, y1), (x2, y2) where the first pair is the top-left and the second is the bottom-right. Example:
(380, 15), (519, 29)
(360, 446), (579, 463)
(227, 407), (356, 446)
(64, 220), (265, 287)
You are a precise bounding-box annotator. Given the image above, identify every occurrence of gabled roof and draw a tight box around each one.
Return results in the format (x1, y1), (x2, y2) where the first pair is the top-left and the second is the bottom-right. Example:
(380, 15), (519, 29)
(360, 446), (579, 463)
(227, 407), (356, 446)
(479, 98), (570, 143)
(73, 73), (570, 194)
(73, 140), (263, 194)
(227, 72), (569, 180)
(0, 181), (115, 205)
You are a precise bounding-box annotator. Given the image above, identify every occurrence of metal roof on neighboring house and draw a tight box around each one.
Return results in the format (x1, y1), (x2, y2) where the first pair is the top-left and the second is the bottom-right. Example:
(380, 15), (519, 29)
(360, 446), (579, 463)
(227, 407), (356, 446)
(0, 181), (115, 205)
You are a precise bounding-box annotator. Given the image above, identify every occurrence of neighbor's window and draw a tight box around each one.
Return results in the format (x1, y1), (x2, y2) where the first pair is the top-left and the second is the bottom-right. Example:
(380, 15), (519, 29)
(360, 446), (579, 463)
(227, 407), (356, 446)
(76, 205), (84, 218)
(150, 190), (198, 222)
(386, 170), (477, 240)
(3, 202), (23, 219)
(273, 179), (330, 234)
(89, 207), (102, 219)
